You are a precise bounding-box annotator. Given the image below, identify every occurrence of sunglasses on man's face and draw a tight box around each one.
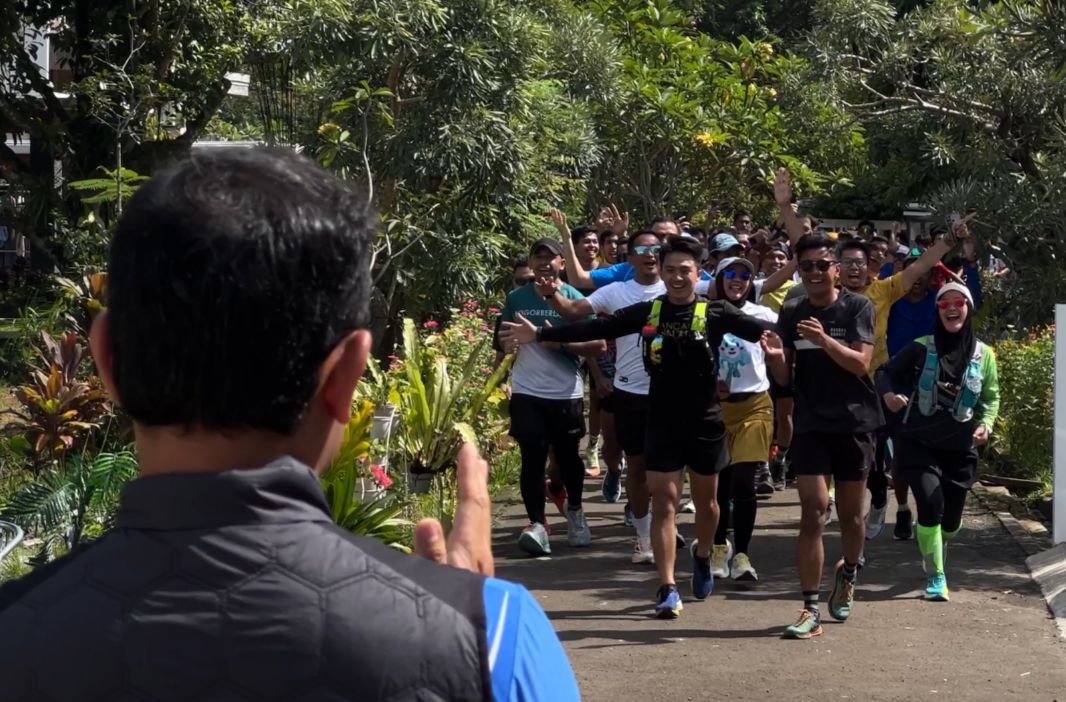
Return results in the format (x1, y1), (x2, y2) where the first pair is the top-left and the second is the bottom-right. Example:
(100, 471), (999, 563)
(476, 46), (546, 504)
(514, 276), (535, 286)
(798, 259), (838, 273)
(937, 298), (967, 310)
(633, 244), (662, 256)
(723, 269), (751, 281)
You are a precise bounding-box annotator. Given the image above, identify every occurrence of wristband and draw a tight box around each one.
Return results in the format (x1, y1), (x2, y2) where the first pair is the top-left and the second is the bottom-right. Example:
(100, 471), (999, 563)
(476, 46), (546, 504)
(535, 327), (543, 342)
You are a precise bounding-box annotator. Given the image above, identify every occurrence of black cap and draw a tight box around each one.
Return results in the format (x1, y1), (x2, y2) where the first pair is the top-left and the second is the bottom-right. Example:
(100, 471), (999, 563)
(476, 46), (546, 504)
(530, 238), (563, 256)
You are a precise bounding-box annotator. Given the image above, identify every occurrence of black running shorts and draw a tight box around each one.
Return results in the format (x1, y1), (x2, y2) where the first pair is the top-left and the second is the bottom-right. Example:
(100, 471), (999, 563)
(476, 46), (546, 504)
(644, 417), (730, 477)
(508, 394), (585, 445)
(612, 389), (649, 457)
(790, 431), (874, 482)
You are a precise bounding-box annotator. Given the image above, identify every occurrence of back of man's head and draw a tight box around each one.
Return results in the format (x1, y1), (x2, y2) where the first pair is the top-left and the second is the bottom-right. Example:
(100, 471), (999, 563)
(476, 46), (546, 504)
(107, 148), (372, 434)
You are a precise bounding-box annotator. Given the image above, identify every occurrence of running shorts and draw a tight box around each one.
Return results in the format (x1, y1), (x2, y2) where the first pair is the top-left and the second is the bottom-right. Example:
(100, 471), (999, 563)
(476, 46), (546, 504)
(645, 416), (730, 477)
(509, 394), (585, 445)
(790, 431), (874, 482)
(896, 437), (979, 490)
(612, 389), (649, 457)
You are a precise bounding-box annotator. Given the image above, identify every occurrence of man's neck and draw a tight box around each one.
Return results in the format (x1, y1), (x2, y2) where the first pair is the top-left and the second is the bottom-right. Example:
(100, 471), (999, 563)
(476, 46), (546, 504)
(578, 254), (595, 270)
(666, 292), (697, 306)
(134, 425), (326, 476)
(634, 272), (660, 286)
(807, 287), (839, 307)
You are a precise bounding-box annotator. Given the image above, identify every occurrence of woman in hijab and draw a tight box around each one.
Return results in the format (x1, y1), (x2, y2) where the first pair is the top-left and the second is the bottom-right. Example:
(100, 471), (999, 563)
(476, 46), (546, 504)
(709, 257), (778, 582)
(876, 282), (999, 601)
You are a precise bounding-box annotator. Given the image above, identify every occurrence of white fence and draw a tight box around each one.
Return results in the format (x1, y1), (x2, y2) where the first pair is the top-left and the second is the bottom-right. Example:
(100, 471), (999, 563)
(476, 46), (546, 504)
(1056, 305), (1066, 544)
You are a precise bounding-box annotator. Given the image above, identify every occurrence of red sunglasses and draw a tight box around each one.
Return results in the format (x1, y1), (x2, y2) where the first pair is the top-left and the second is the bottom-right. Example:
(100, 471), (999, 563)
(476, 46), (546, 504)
(937, 298), (967, 310)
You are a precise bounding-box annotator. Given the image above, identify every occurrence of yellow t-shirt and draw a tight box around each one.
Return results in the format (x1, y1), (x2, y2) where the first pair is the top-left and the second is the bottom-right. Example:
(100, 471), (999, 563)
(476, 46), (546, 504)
(759, 279), (796, 313)
(863, 274), (907, 372)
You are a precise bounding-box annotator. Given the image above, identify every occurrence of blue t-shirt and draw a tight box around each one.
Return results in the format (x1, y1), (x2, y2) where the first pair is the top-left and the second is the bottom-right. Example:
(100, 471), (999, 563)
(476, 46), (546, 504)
(887, 291), (936, 359)
(484, 579), (580, 702)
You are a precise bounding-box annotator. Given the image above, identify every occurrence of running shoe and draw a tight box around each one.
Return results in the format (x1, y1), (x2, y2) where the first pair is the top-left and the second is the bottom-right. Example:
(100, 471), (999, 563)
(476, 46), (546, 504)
(679, 499), (696, 514)
(783, 609), (823, 639)
(585, 437), (601, 478)
(602, 470), (623, 504)
(894, 509), (914, 540)
(518, 522), (551, 556)
(731, 552), (758, 582)
(865, 503), (887, 540)
(545, 479), (567, 517)
(675, 531), (686, 552)
(632, 536), (654, 564)
(710, 541), (733, 579)
(565, 507), (591, 547)
(771, 454), (788, 491)
(655, 584), (683, 619)
(824, 490), (835, 526)
(689, 540), (714, 600)
(925, 572), (950, 601)
(755, 463), (775, 496)
(624, 502), (634, 528)
(828, 559), (856, 621)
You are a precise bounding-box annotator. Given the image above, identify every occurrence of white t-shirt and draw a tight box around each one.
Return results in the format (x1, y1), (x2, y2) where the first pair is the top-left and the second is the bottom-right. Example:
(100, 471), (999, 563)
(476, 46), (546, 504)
(587, 278), (666, 395)
(717, 301), (778, 394)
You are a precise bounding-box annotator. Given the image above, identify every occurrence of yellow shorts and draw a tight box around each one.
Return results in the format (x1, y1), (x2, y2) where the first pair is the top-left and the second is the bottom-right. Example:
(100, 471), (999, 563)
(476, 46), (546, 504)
(721, 392), (774, 465)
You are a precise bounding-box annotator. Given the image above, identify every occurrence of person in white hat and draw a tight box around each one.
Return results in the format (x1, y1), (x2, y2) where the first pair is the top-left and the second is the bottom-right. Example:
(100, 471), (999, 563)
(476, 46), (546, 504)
(876, 282), (1000, 602)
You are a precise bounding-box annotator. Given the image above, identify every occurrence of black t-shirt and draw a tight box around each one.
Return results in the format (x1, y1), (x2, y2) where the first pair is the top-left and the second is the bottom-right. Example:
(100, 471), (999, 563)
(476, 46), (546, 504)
(777, 288), (884, 435)
(540, 296), (773, 423)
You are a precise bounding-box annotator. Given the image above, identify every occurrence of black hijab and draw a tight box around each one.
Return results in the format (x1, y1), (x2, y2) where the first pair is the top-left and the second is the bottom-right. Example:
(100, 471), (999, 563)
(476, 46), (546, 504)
(934, 298), (977, 379)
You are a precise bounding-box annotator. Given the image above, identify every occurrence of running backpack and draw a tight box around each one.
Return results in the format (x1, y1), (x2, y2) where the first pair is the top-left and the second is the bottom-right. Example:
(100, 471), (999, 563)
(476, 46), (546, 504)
(641, 299), (707, 372)
(915, 335), (985, 423)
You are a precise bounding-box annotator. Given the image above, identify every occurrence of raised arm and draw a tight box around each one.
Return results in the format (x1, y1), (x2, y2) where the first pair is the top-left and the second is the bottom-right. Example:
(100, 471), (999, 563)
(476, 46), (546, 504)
(759, 258), (798, 295)
(535, 277), (594, 319)
(773, 168), (806, 247)
(551, 208), (594, 290)
(900, 213), (976, 289)
(709, 300), (777, 345)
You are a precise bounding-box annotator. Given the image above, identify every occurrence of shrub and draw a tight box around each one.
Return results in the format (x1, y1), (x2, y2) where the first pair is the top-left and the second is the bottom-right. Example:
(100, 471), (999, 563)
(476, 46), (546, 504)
(992, 325), (1054, 490)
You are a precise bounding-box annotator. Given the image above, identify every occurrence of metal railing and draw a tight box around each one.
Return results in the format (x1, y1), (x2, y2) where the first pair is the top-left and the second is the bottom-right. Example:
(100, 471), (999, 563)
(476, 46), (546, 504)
(0, 520), (25, 563)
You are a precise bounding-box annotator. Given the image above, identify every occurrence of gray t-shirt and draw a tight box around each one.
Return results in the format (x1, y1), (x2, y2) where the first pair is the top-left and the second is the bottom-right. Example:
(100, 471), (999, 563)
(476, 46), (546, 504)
(501, 282), (586, 400)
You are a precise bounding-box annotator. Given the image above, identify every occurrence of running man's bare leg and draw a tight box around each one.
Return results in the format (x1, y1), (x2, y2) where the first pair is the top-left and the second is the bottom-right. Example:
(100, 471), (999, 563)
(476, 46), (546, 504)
(648, 470), (683, 585)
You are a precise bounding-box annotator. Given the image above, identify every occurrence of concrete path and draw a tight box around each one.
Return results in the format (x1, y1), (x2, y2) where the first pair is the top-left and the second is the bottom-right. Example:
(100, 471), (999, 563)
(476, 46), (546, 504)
(493, 480), (1066, 701)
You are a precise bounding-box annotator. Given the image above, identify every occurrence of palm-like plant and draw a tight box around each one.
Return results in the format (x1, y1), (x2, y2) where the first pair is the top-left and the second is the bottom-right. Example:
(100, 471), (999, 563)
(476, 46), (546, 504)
(0, 449), (138, 564)
(321, 452), (409, 552)
(392, 319), (512, 477)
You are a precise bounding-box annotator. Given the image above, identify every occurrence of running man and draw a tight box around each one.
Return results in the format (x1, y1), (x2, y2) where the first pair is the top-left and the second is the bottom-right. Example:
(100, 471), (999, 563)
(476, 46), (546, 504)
(536, 228), (667, 564)
(502, 237), (775, 619)
(499, 238), (605, 556)
(763, 233), (884, 639)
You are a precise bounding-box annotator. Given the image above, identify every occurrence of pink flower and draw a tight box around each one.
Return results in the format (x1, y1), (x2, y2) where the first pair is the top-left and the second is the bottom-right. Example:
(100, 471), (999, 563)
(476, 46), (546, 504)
(370, 463), (393, 490)
(463, 300), (478, 311)
(488, 307), (500, 314)
(423, 320), (439, 330)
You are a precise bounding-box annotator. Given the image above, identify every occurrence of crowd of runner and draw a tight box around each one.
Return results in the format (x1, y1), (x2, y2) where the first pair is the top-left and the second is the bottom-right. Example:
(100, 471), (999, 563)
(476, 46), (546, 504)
(494, 168), (1001, 638)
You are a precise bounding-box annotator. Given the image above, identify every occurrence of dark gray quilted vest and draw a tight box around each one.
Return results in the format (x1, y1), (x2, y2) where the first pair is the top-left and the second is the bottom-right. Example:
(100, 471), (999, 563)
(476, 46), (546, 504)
(0, 458), (493, 702)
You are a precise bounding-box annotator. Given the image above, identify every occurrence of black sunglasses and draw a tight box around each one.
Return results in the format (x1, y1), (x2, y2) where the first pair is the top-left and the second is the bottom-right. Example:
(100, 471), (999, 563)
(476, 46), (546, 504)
(514, 276), (535, 286)
(798, 259), (838, 273)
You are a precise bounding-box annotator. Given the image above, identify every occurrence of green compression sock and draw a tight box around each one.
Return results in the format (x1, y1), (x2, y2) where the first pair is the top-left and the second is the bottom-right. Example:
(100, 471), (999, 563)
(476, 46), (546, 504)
(916, 524), (944, 575)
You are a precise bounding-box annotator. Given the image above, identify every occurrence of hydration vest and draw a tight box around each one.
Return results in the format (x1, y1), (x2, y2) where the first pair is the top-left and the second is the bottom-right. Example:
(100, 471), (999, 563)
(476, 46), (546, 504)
(641, 299), (707, 372)
(915, 335), (985, 423)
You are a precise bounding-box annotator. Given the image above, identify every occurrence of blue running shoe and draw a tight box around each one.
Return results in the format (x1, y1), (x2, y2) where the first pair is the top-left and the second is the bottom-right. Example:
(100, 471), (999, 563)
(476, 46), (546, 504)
(624, 502), (634, 528)
(602, 470), (622, 504)
(925, 572), (950, 601)
(689, 540), (714, 600)
(655, 584), (683, 619)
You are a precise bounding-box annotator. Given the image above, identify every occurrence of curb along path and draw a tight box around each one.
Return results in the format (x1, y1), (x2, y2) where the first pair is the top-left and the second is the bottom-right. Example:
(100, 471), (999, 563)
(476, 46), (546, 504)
(492, 482), (1066, 702)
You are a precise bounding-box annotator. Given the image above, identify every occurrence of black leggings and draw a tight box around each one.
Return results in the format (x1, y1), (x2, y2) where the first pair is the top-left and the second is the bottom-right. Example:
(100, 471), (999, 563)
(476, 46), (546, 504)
(715, 461), (758, 554)
(517, 435), (584, 525)
(905, 469), (968, 533)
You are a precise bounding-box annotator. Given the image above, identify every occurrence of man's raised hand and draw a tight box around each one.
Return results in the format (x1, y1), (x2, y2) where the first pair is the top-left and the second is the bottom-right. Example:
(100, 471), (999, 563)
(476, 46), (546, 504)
(773, 167), (792, 207)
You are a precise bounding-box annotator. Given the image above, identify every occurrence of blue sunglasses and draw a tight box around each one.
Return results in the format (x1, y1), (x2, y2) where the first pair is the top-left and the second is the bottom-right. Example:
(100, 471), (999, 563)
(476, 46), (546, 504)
(723, 269), (752, 281)
(633, 244), (662, 256)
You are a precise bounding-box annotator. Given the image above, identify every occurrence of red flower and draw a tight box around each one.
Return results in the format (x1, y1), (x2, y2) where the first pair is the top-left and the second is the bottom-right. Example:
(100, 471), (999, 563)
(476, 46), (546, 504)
(488, 306), (500, 314)
(370, 463), (393, 490)
(423, 320), (439, 330)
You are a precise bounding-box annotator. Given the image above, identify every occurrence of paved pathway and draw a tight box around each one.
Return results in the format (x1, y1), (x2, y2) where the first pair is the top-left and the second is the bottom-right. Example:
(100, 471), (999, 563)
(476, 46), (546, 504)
(493, 479), (1066, 701)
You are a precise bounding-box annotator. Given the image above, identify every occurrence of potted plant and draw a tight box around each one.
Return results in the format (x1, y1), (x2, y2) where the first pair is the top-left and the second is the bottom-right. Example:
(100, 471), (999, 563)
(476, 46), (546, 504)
(392, 319), (511, 493)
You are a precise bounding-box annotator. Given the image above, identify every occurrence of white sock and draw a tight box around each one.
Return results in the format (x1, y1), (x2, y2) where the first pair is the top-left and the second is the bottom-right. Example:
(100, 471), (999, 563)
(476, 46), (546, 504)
(633, 512), (652, 540)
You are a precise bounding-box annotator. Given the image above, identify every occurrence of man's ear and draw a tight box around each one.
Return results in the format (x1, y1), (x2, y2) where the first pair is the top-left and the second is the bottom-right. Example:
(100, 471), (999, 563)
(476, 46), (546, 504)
(319, 330), (373, 424)
(89, 311), (121, 406)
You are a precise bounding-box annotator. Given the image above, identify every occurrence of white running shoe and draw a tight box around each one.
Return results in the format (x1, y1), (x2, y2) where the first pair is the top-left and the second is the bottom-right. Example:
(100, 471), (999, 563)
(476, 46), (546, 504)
(679, 499), (696, 514)
(731, 552), (758, 581)
(710, 541), (733, 578)
(632, 536), (654, 564)
(566, 507), (592, 547)
(824, 494), (835, 526)
(518, 522), (551, 556)
(865, 503), (887, 540)
(585, 437), (601, 476)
